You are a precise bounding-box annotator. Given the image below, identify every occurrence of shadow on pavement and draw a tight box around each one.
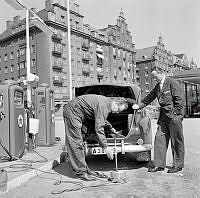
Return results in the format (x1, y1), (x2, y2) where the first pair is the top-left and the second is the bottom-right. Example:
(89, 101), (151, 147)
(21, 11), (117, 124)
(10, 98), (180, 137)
(53, 161), (76, 179)
(86, 153), (149, 172)
(53, 152), (149, 180)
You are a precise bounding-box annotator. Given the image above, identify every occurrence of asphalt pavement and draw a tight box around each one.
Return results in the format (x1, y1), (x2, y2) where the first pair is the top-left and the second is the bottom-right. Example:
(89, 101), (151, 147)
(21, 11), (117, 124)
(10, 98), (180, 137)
(0, 117), (65, 195)
(1, 117), (200, 197)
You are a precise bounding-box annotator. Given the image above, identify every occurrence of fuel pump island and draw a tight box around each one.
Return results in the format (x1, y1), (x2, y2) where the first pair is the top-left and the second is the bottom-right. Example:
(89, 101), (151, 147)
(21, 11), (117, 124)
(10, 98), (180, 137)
(0, 80), (55, 160)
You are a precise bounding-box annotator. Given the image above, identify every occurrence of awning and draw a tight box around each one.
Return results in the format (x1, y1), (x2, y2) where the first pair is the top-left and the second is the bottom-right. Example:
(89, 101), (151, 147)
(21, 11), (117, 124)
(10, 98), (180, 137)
(173, 70), (200, 85)
(96, 53), (104, 59)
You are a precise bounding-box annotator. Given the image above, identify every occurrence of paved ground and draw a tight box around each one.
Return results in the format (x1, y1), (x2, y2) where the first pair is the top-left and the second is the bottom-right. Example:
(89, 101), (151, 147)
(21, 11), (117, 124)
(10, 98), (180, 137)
(2, 118), (200, 198)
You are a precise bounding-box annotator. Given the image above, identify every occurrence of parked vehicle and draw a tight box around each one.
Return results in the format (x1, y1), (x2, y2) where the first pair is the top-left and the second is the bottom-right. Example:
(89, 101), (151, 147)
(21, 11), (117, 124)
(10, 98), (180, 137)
(192, 103), (200, 117)
(75, 83), (152, 161)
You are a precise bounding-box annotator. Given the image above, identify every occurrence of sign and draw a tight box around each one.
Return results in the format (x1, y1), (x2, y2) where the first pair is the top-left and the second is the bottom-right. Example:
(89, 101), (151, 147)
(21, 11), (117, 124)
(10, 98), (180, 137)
(91, 147), (117, 155)
(51, 113), (55, 123)
(17, 114), (23, 128)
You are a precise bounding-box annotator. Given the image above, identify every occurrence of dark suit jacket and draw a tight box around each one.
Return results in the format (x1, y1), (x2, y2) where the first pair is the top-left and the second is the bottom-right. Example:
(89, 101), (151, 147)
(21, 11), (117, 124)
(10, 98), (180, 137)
(141, 77), (184, 119)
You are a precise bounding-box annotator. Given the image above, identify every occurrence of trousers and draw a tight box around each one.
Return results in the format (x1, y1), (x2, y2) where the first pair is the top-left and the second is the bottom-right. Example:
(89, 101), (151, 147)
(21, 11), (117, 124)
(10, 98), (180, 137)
(154, 114), (184, 168)
(63, 103), (88, 175)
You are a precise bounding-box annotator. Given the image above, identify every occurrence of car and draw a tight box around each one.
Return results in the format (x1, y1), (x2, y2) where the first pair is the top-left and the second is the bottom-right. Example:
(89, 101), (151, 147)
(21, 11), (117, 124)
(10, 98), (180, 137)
(75, 83), (153, 161)
(192, 104), (200, 117)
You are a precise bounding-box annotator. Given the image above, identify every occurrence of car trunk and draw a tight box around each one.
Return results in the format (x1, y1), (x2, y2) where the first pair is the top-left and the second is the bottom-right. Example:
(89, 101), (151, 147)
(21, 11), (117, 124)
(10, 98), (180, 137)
(75, 84), (138, 144)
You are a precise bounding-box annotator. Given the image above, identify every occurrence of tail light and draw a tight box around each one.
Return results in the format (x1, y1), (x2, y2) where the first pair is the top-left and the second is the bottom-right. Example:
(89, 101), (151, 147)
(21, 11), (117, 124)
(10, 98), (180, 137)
(137, 138), (143, 145)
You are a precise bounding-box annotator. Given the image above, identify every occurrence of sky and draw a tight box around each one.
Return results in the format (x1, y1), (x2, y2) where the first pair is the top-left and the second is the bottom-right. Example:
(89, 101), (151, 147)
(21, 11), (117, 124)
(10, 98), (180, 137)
(1, 0), (200, 67)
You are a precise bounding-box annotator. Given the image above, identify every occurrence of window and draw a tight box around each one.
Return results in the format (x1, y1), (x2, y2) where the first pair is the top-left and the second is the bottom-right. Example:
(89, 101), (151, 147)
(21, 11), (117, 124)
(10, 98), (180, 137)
(61, 15), (65, 23)
(145, 78), (149, 84)
(17, 50), (20, 57)
(20, 61), (25, 69)
(10, 52), (14, 60)
(30, 33), (35, 40)
(20, 48), (25, 56)
(31, 59), (36, 67)
(4, 54), (7, 61)
(5, 66), (8, 73)
(75, 21), (79, 29)
(11, 65), (14, 72)
(31, 45), (36, 53)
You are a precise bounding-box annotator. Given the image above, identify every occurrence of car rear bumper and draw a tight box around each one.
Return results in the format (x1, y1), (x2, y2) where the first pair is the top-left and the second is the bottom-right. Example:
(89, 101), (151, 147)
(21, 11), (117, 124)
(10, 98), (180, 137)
(85, 143), (152, 156)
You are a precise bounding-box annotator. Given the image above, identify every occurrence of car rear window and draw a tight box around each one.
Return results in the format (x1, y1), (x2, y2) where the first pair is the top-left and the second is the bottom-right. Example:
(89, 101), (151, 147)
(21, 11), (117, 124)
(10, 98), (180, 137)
(75, 85), (136, 100)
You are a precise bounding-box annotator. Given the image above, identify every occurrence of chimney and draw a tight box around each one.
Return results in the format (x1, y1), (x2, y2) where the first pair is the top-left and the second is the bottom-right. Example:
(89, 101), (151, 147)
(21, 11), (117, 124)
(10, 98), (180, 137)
(31, 8), (36, 13)
(6, 20), (13, 29)
(30, 8), (36, 17)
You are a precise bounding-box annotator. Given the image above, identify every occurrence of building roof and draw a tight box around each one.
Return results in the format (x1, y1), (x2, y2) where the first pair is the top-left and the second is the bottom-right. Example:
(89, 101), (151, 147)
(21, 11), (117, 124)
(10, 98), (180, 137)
(136, 46), (156, 62)
(175, 54), (185, 59)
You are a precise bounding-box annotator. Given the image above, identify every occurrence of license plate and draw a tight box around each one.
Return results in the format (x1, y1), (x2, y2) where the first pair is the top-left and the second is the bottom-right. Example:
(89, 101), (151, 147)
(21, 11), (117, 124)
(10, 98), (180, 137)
(91, 147), (116, 155)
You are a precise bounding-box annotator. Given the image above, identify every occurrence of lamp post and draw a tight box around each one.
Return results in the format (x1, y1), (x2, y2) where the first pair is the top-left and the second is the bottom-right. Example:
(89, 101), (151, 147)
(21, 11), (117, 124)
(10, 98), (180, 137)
(67, 0), (72, 100)
(4, 0), (54, 151)
(4, 0), (54, 108)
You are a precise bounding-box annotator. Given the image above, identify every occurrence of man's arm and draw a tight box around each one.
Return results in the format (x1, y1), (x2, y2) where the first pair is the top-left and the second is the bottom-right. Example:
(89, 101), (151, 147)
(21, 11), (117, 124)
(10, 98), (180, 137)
(94, 104), (114, 160)
(139, 86), (158, 109)
(94, 104), (110, 148)
(171, 79), (184, 115)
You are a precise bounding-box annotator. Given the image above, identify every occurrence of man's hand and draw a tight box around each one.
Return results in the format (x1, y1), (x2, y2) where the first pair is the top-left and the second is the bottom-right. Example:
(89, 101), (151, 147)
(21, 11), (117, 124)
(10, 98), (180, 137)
(104, 147), (114, 160)
(132, 104), (140, 110)
(110, 127), (117, 134)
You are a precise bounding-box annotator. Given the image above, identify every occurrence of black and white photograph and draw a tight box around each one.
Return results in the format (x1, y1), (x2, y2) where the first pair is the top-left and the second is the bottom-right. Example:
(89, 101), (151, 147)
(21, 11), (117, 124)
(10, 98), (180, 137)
(0, 0), (199, 197)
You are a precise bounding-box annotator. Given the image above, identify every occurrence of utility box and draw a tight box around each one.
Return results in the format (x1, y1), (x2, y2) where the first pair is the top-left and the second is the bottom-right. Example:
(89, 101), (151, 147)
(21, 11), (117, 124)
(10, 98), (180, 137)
(0, 80), (25, 158)
(35, 83), (55, 146)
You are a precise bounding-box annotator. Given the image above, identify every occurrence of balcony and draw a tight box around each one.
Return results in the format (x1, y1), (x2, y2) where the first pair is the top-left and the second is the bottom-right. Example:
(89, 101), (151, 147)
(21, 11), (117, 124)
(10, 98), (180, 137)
(82, 64), (90, 74)
(53, 76), (64, 85)
(97, 54), (104, 65)
(54, 93), (63, 100)
(82, 53), (91, 61)
(52, 63), (63, 70)
(97, 67), (104, 77)
(97, 59), (103, 66)
(52, 47), (63, 56)
(96, 45), (103, 53)
(127, 63), (132, 71)
(82, 39), (90, 50)
(52, 33), (62, 41)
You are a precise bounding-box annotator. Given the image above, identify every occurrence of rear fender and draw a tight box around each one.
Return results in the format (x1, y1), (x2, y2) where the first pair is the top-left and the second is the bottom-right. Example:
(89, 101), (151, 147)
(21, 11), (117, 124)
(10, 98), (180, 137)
(126, 109), (152, 144)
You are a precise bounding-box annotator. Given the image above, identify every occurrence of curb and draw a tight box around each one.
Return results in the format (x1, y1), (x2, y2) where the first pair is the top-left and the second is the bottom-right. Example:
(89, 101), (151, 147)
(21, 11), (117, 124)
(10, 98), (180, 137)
(1, 158), (60, 195)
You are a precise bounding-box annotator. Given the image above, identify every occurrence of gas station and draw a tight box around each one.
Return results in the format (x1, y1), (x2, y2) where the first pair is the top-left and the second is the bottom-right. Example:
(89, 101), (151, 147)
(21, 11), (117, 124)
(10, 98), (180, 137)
(0, 0), (56, 160)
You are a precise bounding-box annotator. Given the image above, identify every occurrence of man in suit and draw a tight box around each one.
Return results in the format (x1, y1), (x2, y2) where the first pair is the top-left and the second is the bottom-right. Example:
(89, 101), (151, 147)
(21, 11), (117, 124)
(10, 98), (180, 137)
(133, 66), (185, 173)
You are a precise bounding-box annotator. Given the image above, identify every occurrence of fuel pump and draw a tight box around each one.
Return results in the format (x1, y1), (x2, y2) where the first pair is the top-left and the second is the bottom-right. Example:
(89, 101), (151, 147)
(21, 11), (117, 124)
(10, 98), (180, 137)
(0, 80), (25, 159)
(35, 83), (55, 146)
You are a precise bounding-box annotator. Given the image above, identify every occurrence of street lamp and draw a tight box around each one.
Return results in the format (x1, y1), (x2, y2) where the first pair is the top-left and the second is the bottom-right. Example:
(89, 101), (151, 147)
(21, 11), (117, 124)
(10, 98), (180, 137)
(4, 0), (54, 108)
(67, 0), (72, 100)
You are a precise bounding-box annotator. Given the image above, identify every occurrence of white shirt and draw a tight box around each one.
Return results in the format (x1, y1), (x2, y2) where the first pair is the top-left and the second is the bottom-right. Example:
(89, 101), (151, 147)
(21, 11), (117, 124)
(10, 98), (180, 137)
(160, 75), (166, 90)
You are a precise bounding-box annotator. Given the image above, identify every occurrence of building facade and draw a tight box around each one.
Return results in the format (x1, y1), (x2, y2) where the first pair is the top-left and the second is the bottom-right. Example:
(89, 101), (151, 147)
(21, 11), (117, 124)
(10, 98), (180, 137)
(135, 36), (173, 100)
(0, 0), (136, 107)
(135, 36), (199, 116)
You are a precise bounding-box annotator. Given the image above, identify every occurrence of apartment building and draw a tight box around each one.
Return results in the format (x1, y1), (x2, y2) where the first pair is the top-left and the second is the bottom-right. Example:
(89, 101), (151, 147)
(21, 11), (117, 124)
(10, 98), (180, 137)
(135, 36), (173, 99)
(0, 0), (136, 107)
(135, 36), (199, 116)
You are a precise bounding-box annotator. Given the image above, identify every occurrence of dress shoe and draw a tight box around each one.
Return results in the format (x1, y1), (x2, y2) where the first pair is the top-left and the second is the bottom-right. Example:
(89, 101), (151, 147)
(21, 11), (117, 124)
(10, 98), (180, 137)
(77, 172), (96, 181)
(167, 167), (182, 173)
(148, 167), (164, 172)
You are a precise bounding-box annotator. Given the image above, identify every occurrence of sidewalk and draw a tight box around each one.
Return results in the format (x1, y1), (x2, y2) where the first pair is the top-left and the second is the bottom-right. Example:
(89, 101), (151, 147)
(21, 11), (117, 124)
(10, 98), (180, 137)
(0, 117), (65, 195)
